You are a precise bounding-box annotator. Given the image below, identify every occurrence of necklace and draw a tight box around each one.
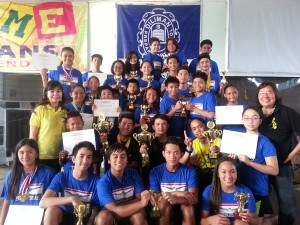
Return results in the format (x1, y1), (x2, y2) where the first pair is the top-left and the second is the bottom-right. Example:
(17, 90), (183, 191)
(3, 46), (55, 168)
(262, 107), (275, 116)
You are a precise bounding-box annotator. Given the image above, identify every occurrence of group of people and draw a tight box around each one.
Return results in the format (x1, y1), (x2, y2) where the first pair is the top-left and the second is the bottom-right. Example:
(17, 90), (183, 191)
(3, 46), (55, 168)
(0, 37), (300, 225)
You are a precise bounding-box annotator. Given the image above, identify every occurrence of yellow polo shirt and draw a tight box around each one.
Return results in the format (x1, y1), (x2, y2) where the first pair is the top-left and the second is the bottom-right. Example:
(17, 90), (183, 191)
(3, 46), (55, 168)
(30, 104), (67, 160)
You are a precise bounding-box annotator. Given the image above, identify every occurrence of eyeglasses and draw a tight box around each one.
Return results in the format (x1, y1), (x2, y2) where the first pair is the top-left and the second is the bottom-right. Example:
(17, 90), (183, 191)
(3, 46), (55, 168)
(242, 117), (260, 121)
(258, 91), (274, 96)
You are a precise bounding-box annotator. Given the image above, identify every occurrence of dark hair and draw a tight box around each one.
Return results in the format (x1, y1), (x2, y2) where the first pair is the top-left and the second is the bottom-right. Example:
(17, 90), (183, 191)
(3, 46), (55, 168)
(188, 117), (206, 129)
(61, 47), (74, 55)
(8, 139), (39, 199)
(149, 37), (160, 45)
(224, 84), (239, 94)
(88, 76), (100, 84)
(242, 106), (263, 119)
(178, 66), (189, 73)
(72, 141), (96, 157)
(125, 51), (140, 74)
(91, 54), (103, 63)
(118, 113), (135, 126)
(255, 81), (282, 106)
(192, 71), (208, 83)
(99, 85), (114, 98)
(140, 60), (153, 70)
(151, 113), (169, 125)
(111, 60), (125, 76)
(164, 76), (179, 87)
(197, 53), (210, 62)
(200, 39), (213, 48)
(165, 37), (179, 54)
(163, 136), (185, 153)
(70, 83), (86, 94)
(143, 87), (160, 111)
(106, 143), (128, 160)
(65, 111), (83, 123)
(167, 54), (179, 64)
(210, 156), (239, 214)
(126, 79), (140, 89)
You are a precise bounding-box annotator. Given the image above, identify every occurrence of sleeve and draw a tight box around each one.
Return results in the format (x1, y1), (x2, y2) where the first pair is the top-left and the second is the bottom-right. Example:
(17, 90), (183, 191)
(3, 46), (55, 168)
(44, 168), (56, 189)
(149, 167), (161, 191)
(48, 70), (55, 80)
(262, 137), (277, 157)
(188, 59), (197, 74)
(47, 172), (64, 193)
(103, 78), (109, 86)
(206, 93), (216, 112)
(133, 170), (144, 194)
(0, 171), (12, 201)
(187, 167), (198, 189)
(159, 98), (168, 113)
(76, 70), (83, 84)
(201, 186), (211, 212)
(97, 178), (115, 207)
(29, 107), (42, 128)
(82, 72), (88, 83)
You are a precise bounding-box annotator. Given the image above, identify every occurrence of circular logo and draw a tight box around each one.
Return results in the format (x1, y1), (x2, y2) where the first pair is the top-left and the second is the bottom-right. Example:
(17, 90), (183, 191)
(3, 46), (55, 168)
(137, 8), (180, 57)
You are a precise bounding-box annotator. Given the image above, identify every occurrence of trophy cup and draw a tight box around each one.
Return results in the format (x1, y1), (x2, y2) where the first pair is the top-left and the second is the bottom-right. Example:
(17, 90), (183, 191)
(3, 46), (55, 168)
(163, 53), (170, 64)
(146, 74), (154, 87)
(187, 81), (193, 97)
(179, 99), (189, 118)
(133, 124), (156, 167)
(203, 121), (222, 161)
(127, 94), (136, 111)
(233, 192), (251, 219)
(161, 71), (169, 79)
(150, 191), (162, 218)
(129, 70), (139, 79)
(140, 104), (150, 120)
(93, 114), (114, 155)
(114, 74), (123, 89)
(220, 70), (227, 84)
(74, 204), (90, 225)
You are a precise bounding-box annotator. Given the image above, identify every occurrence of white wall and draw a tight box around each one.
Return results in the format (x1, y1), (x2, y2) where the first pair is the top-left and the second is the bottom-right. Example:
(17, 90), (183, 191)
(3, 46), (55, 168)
(89, 0), (227, 73)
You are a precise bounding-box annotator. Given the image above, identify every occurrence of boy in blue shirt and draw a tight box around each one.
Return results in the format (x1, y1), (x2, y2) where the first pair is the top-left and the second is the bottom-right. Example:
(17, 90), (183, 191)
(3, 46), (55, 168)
(95, 143), (150, 225)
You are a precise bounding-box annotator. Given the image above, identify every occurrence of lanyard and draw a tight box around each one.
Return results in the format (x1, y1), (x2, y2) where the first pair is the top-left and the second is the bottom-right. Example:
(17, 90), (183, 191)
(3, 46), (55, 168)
(205, 72), (212, 92)
(62, 65), (73, 82)
(19, 166), (38, 195)
(72, 101), (85, 113)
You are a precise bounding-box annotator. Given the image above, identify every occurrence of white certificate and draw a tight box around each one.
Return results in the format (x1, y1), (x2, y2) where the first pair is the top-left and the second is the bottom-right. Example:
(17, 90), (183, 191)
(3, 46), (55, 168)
(31, 52), (58, 71)
(4, 205), (44, 225)
(220, 130), (258, 159)
(88, 72), (107, 86)
(215, 105), (244, 125)
(81, 113), (94, 130)
(62, 129), (96, 154)
(93, 99), (120, 117)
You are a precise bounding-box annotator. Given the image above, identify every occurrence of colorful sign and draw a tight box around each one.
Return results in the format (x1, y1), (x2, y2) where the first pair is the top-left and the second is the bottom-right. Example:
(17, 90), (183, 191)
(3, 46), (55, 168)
(0, 2), (88, 72)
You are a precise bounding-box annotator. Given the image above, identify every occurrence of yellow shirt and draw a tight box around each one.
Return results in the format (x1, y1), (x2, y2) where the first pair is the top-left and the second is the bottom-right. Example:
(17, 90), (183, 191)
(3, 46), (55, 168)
(30, 104), (67, 159)
(192, 138), (221, 170)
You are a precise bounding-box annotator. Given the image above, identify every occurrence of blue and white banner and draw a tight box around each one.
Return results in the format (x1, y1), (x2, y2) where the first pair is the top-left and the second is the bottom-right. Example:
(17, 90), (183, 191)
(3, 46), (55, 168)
(117, 5), (200, 59)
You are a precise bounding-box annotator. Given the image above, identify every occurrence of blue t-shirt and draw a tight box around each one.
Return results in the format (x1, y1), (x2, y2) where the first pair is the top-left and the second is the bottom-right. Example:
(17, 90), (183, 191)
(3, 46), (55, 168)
(47, 170), (99, 213)
(1, 165), (55, 205)
(134, 107), (159, 132)
(65, 102), (93, 114)
(97, 168), (144, 207)
(223, 103), (249, 133)
(149, 163), (198, 192)
(239, 134), (277, 196)
(202, 184), (256, 222)
(138, 78), (160, 92)
(160, 95), (186, 137)
(48, 66), (82, 101)
(143, 53), (164, 81)
(189, 58), (219, 75)
(172, 52), (188, 67)
(119, 94), (143, 112)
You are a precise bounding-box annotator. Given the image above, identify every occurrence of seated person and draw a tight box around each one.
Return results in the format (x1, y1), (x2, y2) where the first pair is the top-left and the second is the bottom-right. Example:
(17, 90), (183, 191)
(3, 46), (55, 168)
(95, 143), (150, 225)
(40, 141), (100, 225)
(149, 137), (198, 225)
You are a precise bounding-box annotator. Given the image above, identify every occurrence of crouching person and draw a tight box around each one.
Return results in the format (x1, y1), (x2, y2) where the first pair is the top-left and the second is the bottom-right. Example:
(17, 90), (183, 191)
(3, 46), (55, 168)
(40, 141), (100, 225)
(149, 137), (198, 225)
(96, 143), (150, 225)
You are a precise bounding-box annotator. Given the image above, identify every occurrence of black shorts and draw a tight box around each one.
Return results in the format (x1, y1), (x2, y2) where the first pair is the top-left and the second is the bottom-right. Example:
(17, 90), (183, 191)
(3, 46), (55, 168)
(60, 210), (89, 225)
(254, 195), (269, 217)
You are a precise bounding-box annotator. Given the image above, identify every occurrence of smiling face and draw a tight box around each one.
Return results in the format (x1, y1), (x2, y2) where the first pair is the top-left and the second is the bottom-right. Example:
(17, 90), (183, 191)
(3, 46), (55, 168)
(141, 61), (152, 76)
(108, 150), (128, 173)
(88, 77), (100, 92)
(163, 143), (182, 169)
(100, 89), (113, 100)
(18, 145), (38, 168)
(242, 108), (261, 133)
(152, 118), (168, 136)
(166, 82), (179, 98)
(224, 86), (239, 105)
(167, 58), (179, 72)
(61, 50), (74, 68)
(258, 85), (276, 109)
(118, 118), (134, 137)
(192, 77), (206, 93)
(92, 57), (101, 71)
(130, 54), (138, 65)
(47, 87), (62, 107)
(198, 58), (211, 73)
(150, 41), (160, 54)
(176, 69), (190, 84)
(145, 88), (158, 105)
(66, 116), (84, 131)
(113, 62), (124, 75)
(190, 119), (206, 139)
(218, 161), (237, 192)
(167, 39), (177, 53)
(70, 86), (86, 105)
(72, 147), (94, 171)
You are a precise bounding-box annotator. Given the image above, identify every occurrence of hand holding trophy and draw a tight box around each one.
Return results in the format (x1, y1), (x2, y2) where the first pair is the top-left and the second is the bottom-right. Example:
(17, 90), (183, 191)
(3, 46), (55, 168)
(203, 121), (222, 163)
(74, 203), (90, 225)
(114, 74), (123, 89)
(150, 191), (162, 218)
(140, 104), (150, 120)
(129, 70), (139, 79)
(233, 192), (251, 220)
(127, 94), (137, 111)
(146, 74), (154, 87)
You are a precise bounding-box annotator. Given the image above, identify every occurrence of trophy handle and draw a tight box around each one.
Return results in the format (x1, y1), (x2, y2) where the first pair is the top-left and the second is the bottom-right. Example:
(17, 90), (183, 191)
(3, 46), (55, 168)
(133, 133), (139, 143)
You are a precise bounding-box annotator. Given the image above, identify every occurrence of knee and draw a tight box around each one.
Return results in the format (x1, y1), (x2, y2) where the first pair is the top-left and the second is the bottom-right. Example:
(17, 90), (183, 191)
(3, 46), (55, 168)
(43, 206), (62, 225)
(130, 210), (147, 225)
(159, 200), (172, 217)
(95, 210), (113, 225)
(181, 205), (195, 222)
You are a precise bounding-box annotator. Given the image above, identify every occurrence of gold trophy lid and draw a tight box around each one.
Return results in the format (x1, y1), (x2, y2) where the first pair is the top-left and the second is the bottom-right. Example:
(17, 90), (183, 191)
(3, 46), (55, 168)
(99, 114), (106, 122)
(207, 121), (215, 129)
(141, 124), (148, 131)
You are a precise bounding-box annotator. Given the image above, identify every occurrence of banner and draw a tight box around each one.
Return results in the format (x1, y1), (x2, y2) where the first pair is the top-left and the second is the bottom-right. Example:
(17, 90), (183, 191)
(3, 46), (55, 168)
(117, 5), (200, 59)
(0, 2), (88, 72)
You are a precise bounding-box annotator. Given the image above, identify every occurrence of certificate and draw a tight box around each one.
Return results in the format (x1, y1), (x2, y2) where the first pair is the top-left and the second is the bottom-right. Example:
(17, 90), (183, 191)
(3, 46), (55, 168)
(62, 129), (96, 154)
(81, 113), (94, 130)
(4, 205), (44, 225)
(88, 72), (107, 86)
(215, 105), (244, 125)
(220, 130), (258, 159)
(31, 52), (58, 71)
(93, 99), (120, 117)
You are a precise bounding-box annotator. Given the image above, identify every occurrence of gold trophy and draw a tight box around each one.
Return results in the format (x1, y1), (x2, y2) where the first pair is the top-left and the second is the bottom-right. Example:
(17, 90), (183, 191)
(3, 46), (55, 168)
(179, 99), (189, 118)
(133, 124), (156, 167)
(187, 81), (193, 97)
(220, 70), (227, 84)
(127, 94), (136, 111)
(93, 114), (114, 155)
(74, 204), (90, 225)
(140, 104), (150, 120)
(150, 191), (162, 218)
(203, 121), (222, 160)
(114, 74), (123, 88)
(146, 74), (154, 87)
(129, 70), (139, 79)
(161, 71), (169, 79)
(233, 192), (251, 219)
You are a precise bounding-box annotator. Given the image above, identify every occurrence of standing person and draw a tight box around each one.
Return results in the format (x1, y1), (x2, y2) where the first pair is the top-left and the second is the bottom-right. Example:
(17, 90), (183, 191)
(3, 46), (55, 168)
(85, 76), (100, 107)
(256, 81), (300, 225)
(29, 80), (68, 172)
(82, 54), (104, 93)
(138, 60), (160, 92)
(124, 51), (141, 79)
(103, 60), (128, 93)
(40, 47), (82, 102)
(40, 141), (100, 225)
(201, 157), (258, 225)
(0, 139), (55, 225)
(163, 37), (188, 69)
(159, 55), (180, 93)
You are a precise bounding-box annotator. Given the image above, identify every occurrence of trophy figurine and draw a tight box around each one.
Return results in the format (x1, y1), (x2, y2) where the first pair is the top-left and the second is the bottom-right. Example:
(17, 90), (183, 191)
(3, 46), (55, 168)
(187, 81), (193, 97)
(133, 124), (156, 167)
(74, 203), (90, 225)
(203, 121), (222, 160)
(140, 104), (150, 120)
(161, 71), (169, 79)
(129, 70), (139, 79)
(93, 114), (114, 155)
(220, 70), (227, 84)
(114, 74), (123, 88)
(150, 191), (162, 218)
(179, 99), (189, 118)
(233, 192), (251, 219)
(146, 74), (154, 87)
(127, 94), (136, 111)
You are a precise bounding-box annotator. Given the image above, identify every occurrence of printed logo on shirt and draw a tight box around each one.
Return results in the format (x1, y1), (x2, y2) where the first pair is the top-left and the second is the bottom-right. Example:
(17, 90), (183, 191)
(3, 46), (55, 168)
(27, 183), (44, 200)
(153, 61), (162, 70)
(112, 186), (134, 203)
(219, 203), (239, 218)
(171, 105), (181, 117)
(161, 183), (187, 192)
(210, 80), (215, 90)
(64, 187), (92, 202)
(190, 103), (203, 115)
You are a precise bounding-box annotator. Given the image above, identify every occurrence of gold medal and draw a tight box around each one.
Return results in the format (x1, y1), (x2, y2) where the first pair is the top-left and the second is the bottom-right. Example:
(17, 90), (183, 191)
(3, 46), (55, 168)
(16, 193), (29, 202)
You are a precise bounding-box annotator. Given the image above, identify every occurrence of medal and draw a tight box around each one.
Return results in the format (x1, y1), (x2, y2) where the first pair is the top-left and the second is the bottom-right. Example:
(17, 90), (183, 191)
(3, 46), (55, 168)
(16, 194), (29, 202)
(62, 65), (73, 85)
(17, 166), (38, 202)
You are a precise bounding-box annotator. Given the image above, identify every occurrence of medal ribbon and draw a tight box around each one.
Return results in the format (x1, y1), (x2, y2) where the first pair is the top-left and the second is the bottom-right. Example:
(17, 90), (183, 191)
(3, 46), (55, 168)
(205, 72), (212, 91)
(72, 101), (85, 113)
(62, 65), (73, 82)
(19, 166), (38, 195)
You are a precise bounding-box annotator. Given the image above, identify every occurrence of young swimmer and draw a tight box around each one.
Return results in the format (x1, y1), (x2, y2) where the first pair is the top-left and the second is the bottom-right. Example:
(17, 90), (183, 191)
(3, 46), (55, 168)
(82, 54), (103, 93)
(138, 60), (160, 91)
(160, 55), (180, 93)
(0, 139), (55, 225)
(124, 51), (141, 79)
(85, 76), (100, 106)
(103, 60), (128, 93)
